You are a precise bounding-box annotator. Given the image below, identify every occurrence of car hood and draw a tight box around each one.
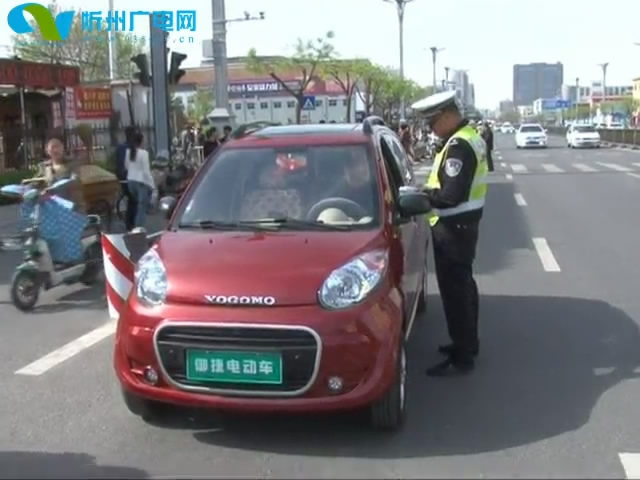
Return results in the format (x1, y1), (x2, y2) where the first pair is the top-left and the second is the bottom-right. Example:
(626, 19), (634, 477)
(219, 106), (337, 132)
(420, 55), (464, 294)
(154, 229), (385, 307)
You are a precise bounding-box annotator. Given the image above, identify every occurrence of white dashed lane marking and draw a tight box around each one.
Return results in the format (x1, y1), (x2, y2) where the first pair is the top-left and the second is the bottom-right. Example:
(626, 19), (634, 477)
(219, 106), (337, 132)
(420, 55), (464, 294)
(542, 163), (564, 173)
(513, 193), (527, 206)
(15, 320), (117, 376)
(573, 163), (598, 172)
(597, 162), (632, 172)
(532, 237), (561, 272)
(511, 164), (528, 173)
(619, 453), (640, 479)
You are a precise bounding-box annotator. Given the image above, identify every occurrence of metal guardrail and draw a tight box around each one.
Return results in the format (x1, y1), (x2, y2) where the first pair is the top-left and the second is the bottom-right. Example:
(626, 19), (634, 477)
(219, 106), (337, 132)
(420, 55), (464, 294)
(546, 127), (640, 147)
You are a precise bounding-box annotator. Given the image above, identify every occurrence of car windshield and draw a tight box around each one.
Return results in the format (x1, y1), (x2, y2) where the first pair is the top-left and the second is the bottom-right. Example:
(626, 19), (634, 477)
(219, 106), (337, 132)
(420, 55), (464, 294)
(520, 125), (543, 132)
(175, 144), (381, 231)
(575, 126), (596, 133)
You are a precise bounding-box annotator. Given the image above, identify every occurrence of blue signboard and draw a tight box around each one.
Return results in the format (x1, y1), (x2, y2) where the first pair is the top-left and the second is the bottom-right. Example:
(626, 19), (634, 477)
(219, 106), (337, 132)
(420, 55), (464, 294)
(301, 95), (316, 111)
(555, 99), (570, 109)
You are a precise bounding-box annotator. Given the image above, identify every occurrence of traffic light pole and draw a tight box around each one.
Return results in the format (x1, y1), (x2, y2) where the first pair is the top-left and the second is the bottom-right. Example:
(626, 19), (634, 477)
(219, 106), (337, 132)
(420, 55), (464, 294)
(149, 18), (171, 158)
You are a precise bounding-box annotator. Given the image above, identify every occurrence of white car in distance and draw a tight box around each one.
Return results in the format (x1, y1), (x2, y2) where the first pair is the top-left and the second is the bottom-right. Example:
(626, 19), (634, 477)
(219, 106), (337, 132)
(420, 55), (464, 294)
(566, 124), (601, 148)
(515, 123), (548, 148)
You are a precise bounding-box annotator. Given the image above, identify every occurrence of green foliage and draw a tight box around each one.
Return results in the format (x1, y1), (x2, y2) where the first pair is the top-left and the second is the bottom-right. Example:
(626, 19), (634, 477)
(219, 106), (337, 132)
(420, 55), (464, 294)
(247, 31), (432, 124)
(248, 31), (336, 123)
(187, 89), (214, 124)
(12, 1), (145, 82)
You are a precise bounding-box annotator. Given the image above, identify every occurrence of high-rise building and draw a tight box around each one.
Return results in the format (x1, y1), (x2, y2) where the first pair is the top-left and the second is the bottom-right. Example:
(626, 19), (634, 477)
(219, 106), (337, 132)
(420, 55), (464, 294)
(513, 62), (563, 106)
(452, 70), (474, 108)
(499, 99), (515, 114)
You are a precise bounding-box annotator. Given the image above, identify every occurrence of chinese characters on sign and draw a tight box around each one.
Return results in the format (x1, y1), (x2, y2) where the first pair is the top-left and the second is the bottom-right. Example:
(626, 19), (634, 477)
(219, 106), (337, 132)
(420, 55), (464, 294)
(0, 59), (79, 88)
(193, 358), (276, 376)
(81, 10), (197, 32)
(75, 88), (112, 119)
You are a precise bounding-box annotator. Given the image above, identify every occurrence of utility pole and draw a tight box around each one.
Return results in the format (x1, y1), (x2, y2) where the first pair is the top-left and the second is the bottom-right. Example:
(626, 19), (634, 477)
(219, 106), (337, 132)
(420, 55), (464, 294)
(383, 0), (414, 118)
(575, 77), (579, 122)
(430, 46), (444, 93)
(444, 66), (450, 90)
(107, 0), (116, 80)
(598, 62), (609, 118)
(149, 19), (170, 157)
(209, 1), (265, 126)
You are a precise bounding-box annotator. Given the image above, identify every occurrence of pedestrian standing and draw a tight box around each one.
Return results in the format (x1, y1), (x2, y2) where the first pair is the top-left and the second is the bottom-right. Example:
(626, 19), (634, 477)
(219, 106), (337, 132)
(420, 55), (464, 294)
(411, 91), (489, 376)
(115, 126), (137, 230)
(125, 132), (156, 230)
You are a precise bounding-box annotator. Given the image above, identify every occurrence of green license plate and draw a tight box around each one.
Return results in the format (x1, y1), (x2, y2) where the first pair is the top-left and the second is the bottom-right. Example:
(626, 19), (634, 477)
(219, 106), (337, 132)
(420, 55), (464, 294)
(185, 350), (283, 384)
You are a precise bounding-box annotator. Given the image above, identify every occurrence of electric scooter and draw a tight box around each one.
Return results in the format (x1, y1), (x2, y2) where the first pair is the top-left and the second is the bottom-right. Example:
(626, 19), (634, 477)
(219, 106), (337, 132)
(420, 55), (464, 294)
(0, 178), (103, 311)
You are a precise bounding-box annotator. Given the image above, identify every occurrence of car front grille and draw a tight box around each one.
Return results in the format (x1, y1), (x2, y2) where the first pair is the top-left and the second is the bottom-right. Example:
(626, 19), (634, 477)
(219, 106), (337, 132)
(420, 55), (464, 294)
(155, 324), (319, 395)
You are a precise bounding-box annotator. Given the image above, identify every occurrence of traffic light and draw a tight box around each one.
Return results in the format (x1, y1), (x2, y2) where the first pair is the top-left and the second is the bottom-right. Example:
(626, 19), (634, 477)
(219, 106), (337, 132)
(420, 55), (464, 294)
(131, 53), (151, 87)
(168, 51), (187, 85)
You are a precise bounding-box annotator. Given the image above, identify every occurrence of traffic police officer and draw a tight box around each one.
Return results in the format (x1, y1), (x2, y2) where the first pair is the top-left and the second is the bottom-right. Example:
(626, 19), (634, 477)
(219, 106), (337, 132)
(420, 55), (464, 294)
(411, 91), (489, 377)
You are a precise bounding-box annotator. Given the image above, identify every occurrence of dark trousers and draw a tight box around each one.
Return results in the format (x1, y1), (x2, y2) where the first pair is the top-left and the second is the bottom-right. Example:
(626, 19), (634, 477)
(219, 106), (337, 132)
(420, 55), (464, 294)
(486, 149), (494, 171)
(432, 220), (480, 361)
(121, 183), (136, 231)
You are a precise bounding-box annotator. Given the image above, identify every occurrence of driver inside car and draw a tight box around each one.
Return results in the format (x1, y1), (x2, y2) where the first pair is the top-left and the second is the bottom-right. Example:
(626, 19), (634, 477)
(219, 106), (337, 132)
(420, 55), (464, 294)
(333, 150), (375, 221)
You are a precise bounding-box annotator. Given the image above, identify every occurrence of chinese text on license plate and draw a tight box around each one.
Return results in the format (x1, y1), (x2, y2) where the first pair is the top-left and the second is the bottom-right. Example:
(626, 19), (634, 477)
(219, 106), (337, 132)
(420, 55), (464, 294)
(186, 350), (283, 384)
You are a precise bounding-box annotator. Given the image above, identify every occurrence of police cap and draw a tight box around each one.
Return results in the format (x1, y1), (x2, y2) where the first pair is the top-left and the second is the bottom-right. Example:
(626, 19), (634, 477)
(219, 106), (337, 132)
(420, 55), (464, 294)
(411, 91), (461, 121)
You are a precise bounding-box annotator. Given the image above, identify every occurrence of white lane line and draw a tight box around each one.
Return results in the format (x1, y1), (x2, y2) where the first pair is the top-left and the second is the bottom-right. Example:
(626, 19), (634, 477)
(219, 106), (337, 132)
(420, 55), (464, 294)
(511, 163), (528, 173)
(15, 320), (117, 376)
(505, 173), (513, 180)
(632, 163), (640, 168)
(514, 193), (527, 206)
(573, 163), (598, 172)
(619, 453), (640, 479)
(542, 163), (564, 173)
(597, 162), (632, 172)
(500, 162), (507, 168)
(532, 237), (561, 272)
(627, 173), (640, 179)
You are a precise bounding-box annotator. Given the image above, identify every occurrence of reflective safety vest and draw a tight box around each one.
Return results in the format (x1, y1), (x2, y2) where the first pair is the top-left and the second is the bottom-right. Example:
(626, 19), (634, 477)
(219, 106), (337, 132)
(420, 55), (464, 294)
(425, 125), (488, 227)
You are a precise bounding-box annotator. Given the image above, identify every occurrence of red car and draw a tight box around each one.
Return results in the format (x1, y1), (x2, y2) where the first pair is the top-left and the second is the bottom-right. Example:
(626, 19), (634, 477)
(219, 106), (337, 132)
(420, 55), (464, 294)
(114, 118), (432, 430)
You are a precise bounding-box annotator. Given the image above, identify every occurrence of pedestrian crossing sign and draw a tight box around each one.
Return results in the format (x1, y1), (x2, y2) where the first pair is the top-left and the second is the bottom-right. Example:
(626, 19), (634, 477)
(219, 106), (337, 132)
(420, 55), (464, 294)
(301, 95), (316, 111)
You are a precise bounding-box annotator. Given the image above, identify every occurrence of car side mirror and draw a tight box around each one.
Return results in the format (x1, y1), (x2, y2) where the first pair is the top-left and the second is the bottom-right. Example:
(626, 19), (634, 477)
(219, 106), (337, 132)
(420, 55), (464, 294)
(159, 195), (177, 220)
(398, 188), (432, 217)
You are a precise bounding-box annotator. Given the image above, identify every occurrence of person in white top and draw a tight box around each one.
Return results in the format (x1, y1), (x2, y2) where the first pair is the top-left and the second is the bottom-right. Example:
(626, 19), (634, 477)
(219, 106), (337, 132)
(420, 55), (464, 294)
(125, 132), (156, 229)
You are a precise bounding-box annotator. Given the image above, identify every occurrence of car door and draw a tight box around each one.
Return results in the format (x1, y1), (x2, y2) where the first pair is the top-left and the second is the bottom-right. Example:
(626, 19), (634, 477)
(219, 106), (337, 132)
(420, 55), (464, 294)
(379, 133), (424, 320)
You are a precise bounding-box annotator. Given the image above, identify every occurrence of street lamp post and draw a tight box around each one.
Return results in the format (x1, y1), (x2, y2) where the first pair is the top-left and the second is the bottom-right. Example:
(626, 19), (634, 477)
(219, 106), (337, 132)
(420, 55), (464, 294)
(598, 62), (609, 118)
(210, 0), (265, 125)
(575, 77), (579, 122)
(383, 0), (414, 118)
(444, 66), (450, 90)
(430, 46), (444, 93)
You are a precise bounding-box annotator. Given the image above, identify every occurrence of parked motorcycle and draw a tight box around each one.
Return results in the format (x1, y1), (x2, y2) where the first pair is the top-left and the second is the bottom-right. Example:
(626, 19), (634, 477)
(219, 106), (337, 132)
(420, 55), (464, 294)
(0, 179), (103, 311)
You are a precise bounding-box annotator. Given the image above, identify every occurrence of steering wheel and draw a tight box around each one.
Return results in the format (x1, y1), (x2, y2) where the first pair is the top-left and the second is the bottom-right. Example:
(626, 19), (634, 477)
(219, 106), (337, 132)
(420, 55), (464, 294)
(306, 197), (368, 221)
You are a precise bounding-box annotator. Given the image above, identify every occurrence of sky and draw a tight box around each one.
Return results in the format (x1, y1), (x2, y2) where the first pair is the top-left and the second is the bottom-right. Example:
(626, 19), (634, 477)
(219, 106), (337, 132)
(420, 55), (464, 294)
(2, 0), (640, 109)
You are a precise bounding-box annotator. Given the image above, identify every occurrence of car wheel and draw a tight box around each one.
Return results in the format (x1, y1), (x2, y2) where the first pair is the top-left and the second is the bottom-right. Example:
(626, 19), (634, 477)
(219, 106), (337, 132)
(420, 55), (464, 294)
(121, 389), (167, 421)
(370, 339), (407, 431)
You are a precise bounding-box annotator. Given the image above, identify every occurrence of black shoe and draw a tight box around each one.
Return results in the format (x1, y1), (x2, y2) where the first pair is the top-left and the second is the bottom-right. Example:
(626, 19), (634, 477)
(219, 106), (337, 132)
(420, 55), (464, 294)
(438, 344), (479, 357)
(426, 357), (474, 377)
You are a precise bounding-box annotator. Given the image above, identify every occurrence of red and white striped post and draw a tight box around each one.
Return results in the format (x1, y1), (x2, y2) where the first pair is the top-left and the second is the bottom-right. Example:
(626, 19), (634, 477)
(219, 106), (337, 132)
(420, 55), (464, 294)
(101, 232), (150, 319)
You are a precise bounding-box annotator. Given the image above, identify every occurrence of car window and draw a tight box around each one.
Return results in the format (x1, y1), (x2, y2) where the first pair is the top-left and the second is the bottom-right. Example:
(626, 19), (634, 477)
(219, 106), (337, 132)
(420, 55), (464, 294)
(175, 144), (381, 229)
(520, 125), (543, 132)
(379, 136), (405, 190)
(574, 126), (596, 133)
(384, 134), (414, 185)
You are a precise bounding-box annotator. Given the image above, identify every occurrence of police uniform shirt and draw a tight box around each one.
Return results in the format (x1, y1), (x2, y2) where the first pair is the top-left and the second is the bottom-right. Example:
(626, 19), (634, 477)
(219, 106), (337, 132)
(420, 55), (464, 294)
(425, 119), (482, 225)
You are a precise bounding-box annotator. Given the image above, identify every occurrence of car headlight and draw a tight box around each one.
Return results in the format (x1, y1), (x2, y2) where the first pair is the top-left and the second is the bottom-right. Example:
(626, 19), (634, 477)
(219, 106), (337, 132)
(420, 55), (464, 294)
(135, 248), (168, 306)
(318, 249), (388, 310)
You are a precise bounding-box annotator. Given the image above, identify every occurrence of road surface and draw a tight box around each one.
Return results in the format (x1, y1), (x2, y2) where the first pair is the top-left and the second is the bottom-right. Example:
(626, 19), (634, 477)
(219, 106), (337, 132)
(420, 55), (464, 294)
(0, 135), (639, 478)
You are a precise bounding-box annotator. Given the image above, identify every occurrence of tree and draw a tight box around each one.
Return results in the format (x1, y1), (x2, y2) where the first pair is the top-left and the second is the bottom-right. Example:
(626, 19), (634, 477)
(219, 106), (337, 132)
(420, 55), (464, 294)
(320, 58), (368, 122)
(374, 69), (423, 122)
(12, 2), (145, 82)
(248, 32), (336, 123)
(356, 63), (387, 116)
(186, 89), (214, 124)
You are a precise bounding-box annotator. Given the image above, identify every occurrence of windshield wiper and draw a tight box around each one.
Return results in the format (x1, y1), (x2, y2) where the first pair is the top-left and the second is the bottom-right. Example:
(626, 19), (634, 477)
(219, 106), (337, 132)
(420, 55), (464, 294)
(177, 220), (277, 231)
(241, 218), (353, 231)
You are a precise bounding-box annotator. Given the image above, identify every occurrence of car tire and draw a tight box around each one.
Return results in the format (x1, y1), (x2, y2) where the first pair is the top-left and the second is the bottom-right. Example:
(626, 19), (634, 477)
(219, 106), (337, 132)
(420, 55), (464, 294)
(121, 389), (167, 421)
(370, 339), (407, 432)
